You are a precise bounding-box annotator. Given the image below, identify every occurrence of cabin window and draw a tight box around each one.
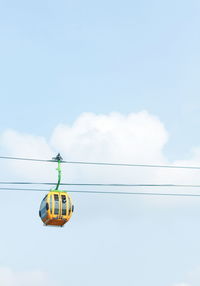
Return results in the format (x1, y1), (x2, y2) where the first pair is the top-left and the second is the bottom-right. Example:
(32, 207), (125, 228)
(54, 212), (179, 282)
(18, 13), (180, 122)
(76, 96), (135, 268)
(40, 199), (46, 210)
(49, 195), (53, 214)
(61, 195), (67, 215)
(68, 197), (71, 215)
(40, 198), (47, 219)
(54, 194), (59, 215)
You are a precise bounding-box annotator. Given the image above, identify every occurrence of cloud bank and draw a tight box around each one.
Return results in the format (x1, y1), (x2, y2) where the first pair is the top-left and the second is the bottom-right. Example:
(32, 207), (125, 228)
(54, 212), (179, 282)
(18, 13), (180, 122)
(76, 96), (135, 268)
(0, 111), (168, 181)
(1, 111), (200, 208)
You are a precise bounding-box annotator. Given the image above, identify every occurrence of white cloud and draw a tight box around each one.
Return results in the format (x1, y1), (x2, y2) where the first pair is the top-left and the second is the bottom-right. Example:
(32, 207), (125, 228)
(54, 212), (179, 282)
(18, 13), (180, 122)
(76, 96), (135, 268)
(51, 111), (168, 163)
(0, 267), (52, 286)
(1, 111), (200, 210)
(0, 130), (54, 181)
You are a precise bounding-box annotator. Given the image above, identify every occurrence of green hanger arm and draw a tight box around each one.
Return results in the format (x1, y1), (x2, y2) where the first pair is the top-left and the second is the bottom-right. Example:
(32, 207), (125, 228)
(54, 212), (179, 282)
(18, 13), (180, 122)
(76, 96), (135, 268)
(55, 160), (61, 190)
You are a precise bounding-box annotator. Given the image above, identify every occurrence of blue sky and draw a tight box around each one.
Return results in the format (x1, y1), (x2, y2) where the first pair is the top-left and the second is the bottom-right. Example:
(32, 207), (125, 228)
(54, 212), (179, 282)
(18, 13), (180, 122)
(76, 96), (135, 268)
(1, 0), (200, 159)
(1, 0), (200, 285)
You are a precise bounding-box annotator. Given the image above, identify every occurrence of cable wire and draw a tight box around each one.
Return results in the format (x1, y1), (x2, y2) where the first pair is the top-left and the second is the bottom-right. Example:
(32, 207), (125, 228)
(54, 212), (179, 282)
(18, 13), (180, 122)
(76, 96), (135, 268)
(1, 155), (200, 170)
(2, 182), (200, 188)
(0, 187), (200, 197)
(0, 156), (53, 163)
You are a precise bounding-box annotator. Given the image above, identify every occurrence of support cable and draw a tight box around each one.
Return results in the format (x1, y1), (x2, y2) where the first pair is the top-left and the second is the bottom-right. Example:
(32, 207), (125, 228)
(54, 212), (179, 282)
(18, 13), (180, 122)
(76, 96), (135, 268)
(1, 182), (200, 188)
(1, 155), (200, 170)
(0, 187), (200, 197)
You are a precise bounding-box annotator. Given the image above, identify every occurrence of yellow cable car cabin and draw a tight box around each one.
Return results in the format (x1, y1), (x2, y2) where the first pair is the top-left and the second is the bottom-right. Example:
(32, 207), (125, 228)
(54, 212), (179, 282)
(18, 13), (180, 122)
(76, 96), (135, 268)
(39, 191), (74, 227)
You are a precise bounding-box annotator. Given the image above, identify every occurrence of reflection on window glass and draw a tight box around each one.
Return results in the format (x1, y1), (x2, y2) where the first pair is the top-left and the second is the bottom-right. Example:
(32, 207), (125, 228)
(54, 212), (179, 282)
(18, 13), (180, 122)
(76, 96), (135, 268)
(54, 194), (59, 215)
(50, 195), (52, 214)
(62, 195), (67, 215)
(68, 197), (71, 215)
(40, 197), (47, 219)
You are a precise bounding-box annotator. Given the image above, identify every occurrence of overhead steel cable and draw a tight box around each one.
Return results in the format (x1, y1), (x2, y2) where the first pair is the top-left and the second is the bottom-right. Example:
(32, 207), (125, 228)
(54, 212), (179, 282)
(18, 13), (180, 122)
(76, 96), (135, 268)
(1, 155), (200, 170)
(2, 182), (200, 188)
(0, 156), (53, 163)
(0, 187), (200, 197)
(62, 161), (200, 170)
(67, 190), (200, 197)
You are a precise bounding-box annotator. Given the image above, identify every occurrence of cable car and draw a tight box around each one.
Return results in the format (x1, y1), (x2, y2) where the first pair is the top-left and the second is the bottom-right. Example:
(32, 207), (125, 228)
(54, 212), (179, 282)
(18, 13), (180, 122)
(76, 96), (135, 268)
(39, 191), (74, 227)
(39, 153), (74, 227)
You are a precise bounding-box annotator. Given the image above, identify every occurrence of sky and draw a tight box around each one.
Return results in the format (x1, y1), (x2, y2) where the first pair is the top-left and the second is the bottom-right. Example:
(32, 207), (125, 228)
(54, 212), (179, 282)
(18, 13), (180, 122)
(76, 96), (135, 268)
(1, 0), (200, 285)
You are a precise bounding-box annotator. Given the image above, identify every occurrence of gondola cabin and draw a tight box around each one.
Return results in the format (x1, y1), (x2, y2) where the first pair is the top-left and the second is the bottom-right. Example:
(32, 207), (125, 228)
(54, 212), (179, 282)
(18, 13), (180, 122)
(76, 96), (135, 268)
(39, 191), (74, 227)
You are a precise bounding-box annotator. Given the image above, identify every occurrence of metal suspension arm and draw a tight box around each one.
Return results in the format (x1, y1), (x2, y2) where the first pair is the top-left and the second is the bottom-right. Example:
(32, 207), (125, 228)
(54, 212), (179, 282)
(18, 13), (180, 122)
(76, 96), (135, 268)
(55, 160), (61, 190)
(53, 153), (63, 191)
